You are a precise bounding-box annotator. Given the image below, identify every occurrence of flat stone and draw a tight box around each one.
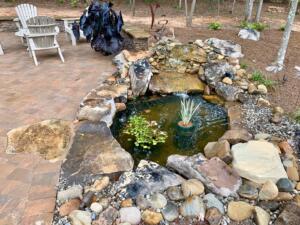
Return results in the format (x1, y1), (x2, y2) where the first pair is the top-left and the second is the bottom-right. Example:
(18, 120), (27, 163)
(142, 210), (163, 225)
(203, 193), (224, 214)
(68, 210), (92, 225)
(119, 207), (141, 225)
(179, 196), (205, 219)
(231, 141), (288, 184)
(227, 201), (254, 222)
(61, 122), (133, 185)
(219, 129), (252, 145)
(149, 70), (205, 94)
(6, 119), (73, 160)
(181, 179), (205, 198)
(259, 180), (278, 200)
(167, 154), (242, 197)
(162, 202), (178, 222)
(254, 206), (270, 225)
(274, 203), (300, 225)
(276, 178), (294, 192)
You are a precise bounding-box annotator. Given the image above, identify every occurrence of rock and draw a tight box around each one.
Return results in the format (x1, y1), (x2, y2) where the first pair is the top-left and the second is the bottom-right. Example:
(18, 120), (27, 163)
(123, 49), (151, 62)
(257, 84), (268, 94)
(116, 160), (185, 199)
(215, 82), (243, 101)
(57, 185), (83, 203)
(179, 196), (205, 219)
(94, 207), (119, 225)
(86, 176), (110, 192)
(231, 141), (288, 184)
(236, 80), (249, 90)
(142, 210), (163, 225)
(181, 179), (205, 198)
(90, 202), (103, 214)
(113, 51), (129, 78)
(227, 201), (254, 222)
(274, 203), (300, 225)
(203, 193), (224, 214)
(129, 59), (152, 97)
(194, 39), (204, 47)
(286, 167), (299, 181)
(61, 122), (133, 186)
(238, 183), (258, 200)
(204, 62), (232, 87)
(275, 192), (293, 201)
(98, 198), (109, 210)
(257, 98), (271, 107)
(236, 69), (246, 77)
(205, 38), (244, 58)
(162, 202), (179, 222)
(254, 206), (270, 225)
(149, 70), (205, 94)
(68, 210), (92, 225)
(116, 103), (126, 112)
(203, 95), (225, 105)
(223, 77), (233, 85)
(205, 208), (223, 225)
(278, 141), (294, 155)
(259, 201), (280, 212)
(259, 180), (279, 200)
(80, 191), (95, 209)
(121, 199), (133, 208)
(204, 140), (231, 163)
(294, 195), (300, 206)
(167, 186), (185, 201)
(198, 66), (205, 76)
(59, 199), (81, 217)
(120, 207), (141, 225)
(136, 194), (151, 209)
(6, 119), (73, 160)
(271, 113), (282, 124)
(149, 193), (167, 209)
(92, 84), (128, 101)
(248, 83), (257, 94)
(167, 154), (242, 197)
(296, 182), (300, 190)
(255, 133), (271, 140)
(238, 29), (260, 41)
(276, 178), (294, 192)
(219, 129), (252, 145)
(274, 106), (284, 115)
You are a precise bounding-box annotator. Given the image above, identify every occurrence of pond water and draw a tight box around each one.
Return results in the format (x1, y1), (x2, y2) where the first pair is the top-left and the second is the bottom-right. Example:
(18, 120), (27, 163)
(111, 94), (228, 165)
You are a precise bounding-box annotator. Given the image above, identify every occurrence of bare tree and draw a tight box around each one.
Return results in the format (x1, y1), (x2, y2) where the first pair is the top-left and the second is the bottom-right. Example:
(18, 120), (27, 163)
(255, 0), (264, 22)
(185, 0), (197, 27)
(266, 0), (299, 73)
(131, 0), (136, 16)
(230, 0), (236, 14)
(245, 0), (255, 21)
(179, 0), (182, 8)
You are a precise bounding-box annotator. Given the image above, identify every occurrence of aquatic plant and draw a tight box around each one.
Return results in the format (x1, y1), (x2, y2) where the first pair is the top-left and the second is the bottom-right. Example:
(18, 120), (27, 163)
(179, 98), (201, 127)
(123, 115), (167, 149)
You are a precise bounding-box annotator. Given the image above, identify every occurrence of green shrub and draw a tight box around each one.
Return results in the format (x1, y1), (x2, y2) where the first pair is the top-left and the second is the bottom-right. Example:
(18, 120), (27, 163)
(251, 71), (276, 87)
(240, 62), (248, 69)
(208, 22), (222, 30)
(123, 115), (168, 149)
(70, 0), (79, 7)
(240, 21), (268, 31)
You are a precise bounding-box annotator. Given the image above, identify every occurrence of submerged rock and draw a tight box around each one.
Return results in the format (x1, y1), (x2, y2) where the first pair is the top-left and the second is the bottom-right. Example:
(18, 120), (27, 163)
(6, 119), (73, 160)
(61, 122), (133, 185)
(167, 154), (242, 197)
(231, 141), (288, 184)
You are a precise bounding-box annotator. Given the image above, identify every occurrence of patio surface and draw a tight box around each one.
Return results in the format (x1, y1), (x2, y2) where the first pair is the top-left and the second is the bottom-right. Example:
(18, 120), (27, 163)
(0, 32), (115, 225)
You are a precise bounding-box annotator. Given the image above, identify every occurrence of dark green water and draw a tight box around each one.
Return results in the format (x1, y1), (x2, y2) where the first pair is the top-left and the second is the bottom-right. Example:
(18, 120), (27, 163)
(111, 94), (228, 165)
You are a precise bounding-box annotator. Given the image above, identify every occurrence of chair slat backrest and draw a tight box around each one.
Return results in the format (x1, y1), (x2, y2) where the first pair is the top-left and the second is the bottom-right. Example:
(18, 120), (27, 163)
(15, 4), (38, 29)
(26, 16), (56, 48)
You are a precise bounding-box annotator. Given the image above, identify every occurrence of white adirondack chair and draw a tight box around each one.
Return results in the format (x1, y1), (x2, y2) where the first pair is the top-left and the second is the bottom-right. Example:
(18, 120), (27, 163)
(62, 18), (85, 46)
(25, 16), (64, 66)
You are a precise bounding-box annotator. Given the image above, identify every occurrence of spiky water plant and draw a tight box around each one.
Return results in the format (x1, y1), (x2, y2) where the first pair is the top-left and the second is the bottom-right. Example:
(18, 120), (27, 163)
(179, 98), (201, 127)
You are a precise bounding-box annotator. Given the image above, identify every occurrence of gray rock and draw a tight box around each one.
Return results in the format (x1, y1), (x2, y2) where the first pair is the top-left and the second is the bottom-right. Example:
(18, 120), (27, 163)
(238, 29), (260, 41)
(205, 38), (244, 58)
(179, 196), (205, 219)
(203, 193), (224, 214)
(274, 203), (300, 225)
(238, 183), (259, 200)
(162, 202), (179, 222)
(167, 154), (242, 197)
(149, 193), (167, 209)
(129, 59), (152, 96)
(204, 62), (232, 87)
(61, 122), (133, 186)
(57, 185), (83, 203)
(259, 201), (280, 212)
(93, 207), (119, 225)
(167, 186), (185, 201)
(276, 178), (294, 192)
(215, 82), (243, 101)
(113, 51), (128, 78)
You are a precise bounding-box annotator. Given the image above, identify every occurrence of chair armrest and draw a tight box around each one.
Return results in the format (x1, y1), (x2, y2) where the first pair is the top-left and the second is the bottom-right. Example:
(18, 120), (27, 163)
(13, 18), (21, 30)
(25, 32), (59, 38)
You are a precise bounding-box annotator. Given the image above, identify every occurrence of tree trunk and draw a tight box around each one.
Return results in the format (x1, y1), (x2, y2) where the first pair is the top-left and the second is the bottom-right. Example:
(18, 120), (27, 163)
(179, 0), (182, 8)
(217, 0), (221, 16)
(231, 0), (236, 14)
(245, 0), (254, 21)
(131, 0), (136, 16)
(266, 0), (298, 72)
(186, 0), (197, 27)
(255, 0), (264, 22)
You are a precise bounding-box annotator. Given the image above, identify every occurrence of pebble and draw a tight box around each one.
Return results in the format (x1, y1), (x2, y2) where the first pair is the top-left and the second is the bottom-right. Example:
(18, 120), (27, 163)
(227, 201), (254, 222)
(259, 201), (280, 212)
(68, 210), (92, 225)
(161, 202), (179, 222)
(203, 193), (225, 214)
(179, 196), (205, 219)
(136, 194), (150, 209)
(257, 97), (271, 107)
(257, 84), (268, 94)
(167, 186), (185, 201)
(275, 192), (293, 201)
(286, 167), (299, 181)
(57, 185), (83, 203)
(149, 193), (167, 209)
(121, 198), (133, 208)
(294, 195), (300, 206)
(222, 77), (233, 85)
(259, 180), (278, 200)
(205, 207), (222, 225)
(90, 202), (103, 214)
(142, 210), (163, 225)
(238, 183), (258, 200)
(296, 182), (300, 191)
(276, 178), (294, 192)
(59, 198), (81, 217)
(254, 133), (271, 140)
(278, 141), (294, 155)
(254, 206), (270, 225)
(181, 179), (205, 198)
(119, 207), (141, 225)
(248, 83), (257, 94)
(98, 197), (109, 209)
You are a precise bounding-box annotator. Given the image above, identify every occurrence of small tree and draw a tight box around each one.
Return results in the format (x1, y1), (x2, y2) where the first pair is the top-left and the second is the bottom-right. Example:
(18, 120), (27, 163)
(185, 0), (197, 27)
(255, 0), (264, 22)
(244, 0), (255, 22)
(266, 0), (299, 73)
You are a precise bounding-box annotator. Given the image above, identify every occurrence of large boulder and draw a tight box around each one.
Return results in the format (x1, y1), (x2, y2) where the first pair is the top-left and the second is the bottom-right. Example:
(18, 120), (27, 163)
(61, 122), (133, 185)
(215, 82), (243, 101)
(205, 38), (244, 58)
(204, 62), (232, 87)
(129, 59), (153, 96)
(231, 141), (288, 184)
(167, 154), (242, 197)
(6, 119), (74, 160)
(114, 160), (185, 198)
(149, 70), (205, 94)
(238, 29), (260, 41)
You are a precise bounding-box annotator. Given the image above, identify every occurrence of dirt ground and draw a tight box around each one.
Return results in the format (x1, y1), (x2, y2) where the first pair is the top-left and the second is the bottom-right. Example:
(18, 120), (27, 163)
(1, 0), (300, 113)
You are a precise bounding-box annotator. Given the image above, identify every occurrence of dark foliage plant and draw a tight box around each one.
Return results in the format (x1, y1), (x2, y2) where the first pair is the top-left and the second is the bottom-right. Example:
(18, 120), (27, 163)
(79, 1), (124, 55)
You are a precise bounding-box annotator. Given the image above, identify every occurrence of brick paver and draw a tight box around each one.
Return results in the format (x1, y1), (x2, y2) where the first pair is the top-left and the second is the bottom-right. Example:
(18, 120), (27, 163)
(0, 32), (115, 225)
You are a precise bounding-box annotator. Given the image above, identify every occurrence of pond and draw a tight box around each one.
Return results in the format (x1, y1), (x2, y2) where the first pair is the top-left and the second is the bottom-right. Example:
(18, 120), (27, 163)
(111, 94), (228, 165)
